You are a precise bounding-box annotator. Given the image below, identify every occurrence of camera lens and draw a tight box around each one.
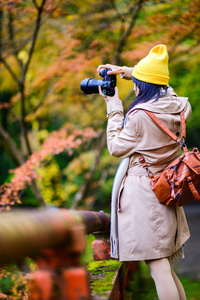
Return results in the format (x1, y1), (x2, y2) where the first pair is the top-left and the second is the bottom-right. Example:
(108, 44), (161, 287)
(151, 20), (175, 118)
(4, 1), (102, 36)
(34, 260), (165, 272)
(80, 68), (116, 96)
(80, 78), (103, 94)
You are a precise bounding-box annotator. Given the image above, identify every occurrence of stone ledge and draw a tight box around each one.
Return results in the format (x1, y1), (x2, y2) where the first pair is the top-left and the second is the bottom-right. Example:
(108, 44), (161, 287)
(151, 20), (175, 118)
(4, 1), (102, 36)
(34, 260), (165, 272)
(88, 260), (138, 300)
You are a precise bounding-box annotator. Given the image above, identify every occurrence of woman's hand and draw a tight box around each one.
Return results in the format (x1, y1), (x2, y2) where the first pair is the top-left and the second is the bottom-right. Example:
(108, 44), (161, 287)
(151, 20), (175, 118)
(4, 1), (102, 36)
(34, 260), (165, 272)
(97, 64), (126, 76)
(99, 85), (119, 102)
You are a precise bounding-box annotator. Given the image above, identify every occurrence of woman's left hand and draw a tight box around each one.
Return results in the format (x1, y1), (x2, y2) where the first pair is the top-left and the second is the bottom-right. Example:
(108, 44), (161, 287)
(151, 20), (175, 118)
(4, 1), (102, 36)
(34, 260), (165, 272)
(99, 86), (119, 102)
(97, 64), (125, 76)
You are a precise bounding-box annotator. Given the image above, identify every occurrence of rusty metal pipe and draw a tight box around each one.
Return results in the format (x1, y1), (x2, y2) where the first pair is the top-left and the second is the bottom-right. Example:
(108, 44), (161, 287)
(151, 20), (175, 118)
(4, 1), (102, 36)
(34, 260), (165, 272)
(0, 209), (110, 266)
(77, 210), (110, 234)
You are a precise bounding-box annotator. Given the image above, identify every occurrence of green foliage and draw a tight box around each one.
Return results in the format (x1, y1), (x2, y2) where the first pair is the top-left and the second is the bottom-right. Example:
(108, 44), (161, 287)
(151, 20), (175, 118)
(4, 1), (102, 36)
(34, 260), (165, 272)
(37, 160), (66, 206)
(128, 261), (200, 299)
(0, 259), (36, 299)
(81, 234), (96, 265)
(170, 54), (200, 148)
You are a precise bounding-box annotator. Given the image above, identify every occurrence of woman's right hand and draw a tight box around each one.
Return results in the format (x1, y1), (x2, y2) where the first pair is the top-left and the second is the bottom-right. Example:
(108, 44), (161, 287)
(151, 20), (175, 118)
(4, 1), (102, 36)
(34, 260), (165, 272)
(97, 64), (126, 76)
(99, 85), (119, 102)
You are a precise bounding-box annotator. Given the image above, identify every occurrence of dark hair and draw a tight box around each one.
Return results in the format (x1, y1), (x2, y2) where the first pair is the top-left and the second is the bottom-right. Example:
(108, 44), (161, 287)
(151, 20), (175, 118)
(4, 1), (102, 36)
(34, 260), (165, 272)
(128, 77), (168, 112)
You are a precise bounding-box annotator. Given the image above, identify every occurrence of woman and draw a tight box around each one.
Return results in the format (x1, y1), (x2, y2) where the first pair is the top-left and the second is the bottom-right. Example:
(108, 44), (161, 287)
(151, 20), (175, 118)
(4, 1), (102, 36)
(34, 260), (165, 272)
(97, 45), (191, 300)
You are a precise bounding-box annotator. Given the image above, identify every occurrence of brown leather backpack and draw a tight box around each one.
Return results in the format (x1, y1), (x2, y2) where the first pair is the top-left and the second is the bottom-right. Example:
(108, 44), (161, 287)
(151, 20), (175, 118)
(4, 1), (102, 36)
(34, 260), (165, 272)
(138, 110), (200, 206)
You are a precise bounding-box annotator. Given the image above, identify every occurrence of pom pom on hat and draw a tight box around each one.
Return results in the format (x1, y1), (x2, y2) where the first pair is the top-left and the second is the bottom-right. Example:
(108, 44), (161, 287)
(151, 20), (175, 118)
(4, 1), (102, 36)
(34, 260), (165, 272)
(132, 45), (170, 85)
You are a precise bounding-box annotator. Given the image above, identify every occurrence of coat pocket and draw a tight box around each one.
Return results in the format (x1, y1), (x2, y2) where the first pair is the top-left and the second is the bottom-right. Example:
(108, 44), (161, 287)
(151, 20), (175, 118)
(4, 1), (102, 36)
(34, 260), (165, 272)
(117, 176), (126, 212)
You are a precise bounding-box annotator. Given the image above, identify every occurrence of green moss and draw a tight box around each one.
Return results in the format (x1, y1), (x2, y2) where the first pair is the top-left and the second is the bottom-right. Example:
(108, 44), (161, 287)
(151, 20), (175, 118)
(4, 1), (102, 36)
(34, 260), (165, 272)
(87, 260), (122, 298)
(87, 259), (121, 272)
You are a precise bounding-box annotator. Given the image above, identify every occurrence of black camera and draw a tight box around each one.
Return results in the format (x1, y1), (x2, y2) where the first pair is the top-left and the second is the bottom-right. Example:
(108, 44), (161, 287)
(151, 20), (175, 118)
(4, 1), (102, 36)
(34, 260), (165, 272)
(80, 69), (116, 96)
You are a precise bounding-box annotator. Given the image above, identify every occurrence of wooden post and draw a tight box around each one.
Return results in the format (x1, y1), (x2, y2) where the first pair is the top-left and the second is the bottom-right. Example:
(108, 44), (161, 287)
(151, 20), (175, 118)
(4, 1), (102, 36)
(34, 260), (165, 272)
(92, 231), (111, 260)
(29, 223), (91, 299)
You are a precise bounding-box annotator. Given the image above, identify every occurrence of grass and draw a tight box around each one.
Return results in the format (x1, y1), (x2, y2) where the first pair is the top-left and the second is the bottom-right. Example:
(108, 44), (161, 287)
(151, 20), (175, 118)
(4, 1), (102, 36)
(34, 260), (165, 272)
(127, 261), (200, 299)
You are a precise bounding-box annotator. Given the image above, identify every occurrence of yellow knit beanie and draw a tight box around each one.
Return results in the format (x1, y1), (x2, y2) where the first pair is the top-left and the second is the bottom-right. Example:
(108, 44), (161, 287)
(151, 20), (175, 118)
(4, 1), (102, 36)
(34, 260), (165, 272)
(132, 45), (169, 85)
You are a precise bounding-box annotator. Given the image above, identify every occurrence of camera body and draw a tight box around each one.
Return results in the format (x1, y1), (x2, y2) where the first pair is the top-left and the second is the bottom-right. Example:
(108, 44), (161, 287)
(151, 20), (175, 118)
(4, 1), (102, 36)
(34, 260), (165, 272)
(80, 69), (116, 96)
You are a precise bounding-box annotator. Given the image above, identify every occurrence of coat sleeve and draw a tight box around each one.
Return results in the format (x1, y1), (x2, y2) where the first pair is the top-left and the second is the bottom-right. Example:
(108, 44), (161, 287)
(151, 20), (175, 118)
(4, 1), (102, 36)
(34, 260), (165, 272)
(106, 100), (140, 158)
(121, 67), (134, 80)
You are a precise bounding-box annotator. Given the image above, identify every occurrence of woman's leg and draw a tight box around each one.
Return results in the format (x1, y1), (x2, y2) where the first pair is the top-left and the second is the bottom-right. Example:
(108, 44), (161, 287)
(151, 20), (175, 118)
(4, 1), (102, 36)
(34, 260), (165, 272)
(171, 267), (187, 300)
(145, 258), (180, 300)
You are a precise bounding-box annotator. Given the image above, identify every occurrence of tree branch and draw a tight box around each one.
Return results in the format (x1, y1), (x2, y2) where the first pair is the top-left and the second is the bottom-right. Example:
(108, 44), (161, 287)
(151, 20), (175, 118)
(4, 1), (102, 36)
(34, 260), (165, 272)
(22, 0), (46, 81)
(0, 7), (2, 58)
(77, 3), (134, 52)
(0, 124), (24, 166)
(169, 40), (200, 63)
(0, 0), (47, 158)
(32, 0), (39, 10)
(71, 132), (107, 209)
(0, 55), (21, 85)
(169, 26), (199, 62)
(8, 7), (23, 70)
(20, 0), (46, 156)
(20, 82), (32, 156)
(114, 0), (145, 65)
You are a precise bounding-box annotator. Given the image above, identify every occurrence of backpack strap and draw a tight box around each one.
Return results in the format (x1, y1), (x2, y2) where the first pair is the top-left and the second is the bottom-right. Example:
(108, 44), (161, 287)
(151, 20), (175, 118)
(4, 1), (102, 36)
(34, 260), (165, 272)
(142, 110), (186, 141)
(137, 109), (187, 178)
(180, 110), (186, 139)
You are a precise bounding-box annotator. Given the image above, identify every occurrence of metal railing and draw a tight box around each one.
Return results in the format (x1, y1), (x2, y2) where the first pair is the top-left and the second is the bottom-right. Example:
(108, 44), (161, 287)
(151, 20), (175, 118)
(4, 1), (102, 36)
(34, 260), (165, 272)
(0, 208), (137, 299)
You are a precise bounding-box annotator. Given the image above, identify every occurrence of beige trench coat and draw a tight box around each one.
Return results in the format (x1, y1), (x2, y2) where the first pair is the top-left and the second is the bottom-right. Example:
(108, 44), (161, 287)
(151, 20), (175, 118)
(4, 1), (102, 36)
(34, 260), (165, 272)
(106, 69), (192, 262)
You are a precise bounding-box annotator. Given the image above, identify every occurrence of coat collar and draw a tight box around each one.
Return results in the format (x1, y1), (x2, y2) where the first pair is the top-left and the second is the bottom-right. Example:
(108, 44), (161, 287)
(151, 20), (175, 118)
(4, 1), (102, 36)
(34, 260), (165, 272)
(128, 86), (188, 115)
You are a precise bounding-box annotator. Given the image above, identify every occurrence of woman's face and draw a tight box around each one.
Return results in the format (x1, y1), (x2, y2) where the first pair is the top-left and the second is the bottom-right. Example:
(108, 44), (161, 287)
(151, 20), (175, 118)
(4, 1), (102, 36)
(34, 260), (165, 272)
(133, 83), (140, 96)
